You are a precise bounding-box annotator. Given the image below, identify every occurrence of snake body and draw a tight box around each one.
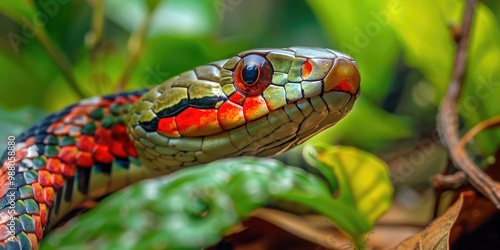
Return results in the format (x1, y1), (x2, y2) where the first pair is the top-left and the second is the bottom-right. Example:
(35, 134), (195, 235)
(0, 47), (360, 249)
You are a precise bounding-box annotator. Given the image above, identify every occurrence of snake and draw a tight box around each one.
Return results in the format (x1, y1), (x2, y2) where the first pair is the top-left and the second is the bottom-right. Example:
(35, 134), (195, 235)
(0, 47), (360, 250)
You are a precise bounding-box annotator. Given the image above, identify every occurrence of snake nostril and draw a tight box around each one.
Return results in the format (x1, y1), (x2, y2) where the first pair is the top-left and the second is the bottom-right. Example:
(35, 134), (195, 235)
(323, 58), (360, 95)
(139, 117), (159, 132)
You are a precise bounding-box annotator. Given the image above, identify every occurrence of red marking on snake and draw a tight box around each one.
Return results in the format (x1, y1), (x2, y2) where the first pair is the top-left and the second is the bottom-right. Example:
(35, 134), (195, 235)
(110, 141), (127, 158)
(38, 170), (53, 187)
(58, 146), (78, 164)
(27, 233), (38, 249)
(115, 97), (128, 105)
(76, 151), (94, 168)
(158, 117), (179, 137)
(76, 136), (95, 152)
(243, 95), (269, 122)
(25, 137), (35, 147)
(217, 101), (245, 130)
(175, 107), (222, 136)
(39, 203), (48, 225)
(94, 127), (112, 145)
(0, 169), (9, 198)
(302, 61), (312, 78)
(46, 158), (62, 173)
(44, 187), (54, 207)
(126, 140), (139, 158)
(33, 215), (42, 240)
(93, 145), (113, 164)
(111, 124), (128, 139)
(229, 91), (245, 105)
(52, 174), (64, 188)
(61, 163), (77, 177)
(333, 80), (352, 93)
(32, 183), (44, 203)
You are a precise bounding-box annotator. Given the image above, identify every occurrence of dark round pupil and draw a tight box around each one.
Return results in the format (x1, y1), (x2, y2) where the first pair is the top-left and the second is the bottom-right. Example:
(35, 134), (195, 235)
(242, 64), (259, 84)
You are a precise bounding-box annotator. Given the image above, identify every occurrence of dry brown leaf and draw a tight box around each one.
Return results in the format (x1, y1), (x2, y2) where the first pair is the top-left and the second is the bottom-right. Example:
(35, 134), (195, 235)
(391, 191), (475, 249)
(208, 215), (325, 250)
(209, 208), (414, 250)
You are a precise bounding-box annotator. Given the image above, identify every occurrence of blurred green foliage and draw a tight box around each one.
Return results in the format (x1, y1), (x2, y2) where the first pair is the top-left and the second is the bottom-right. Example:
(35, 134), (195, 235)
(307, 0), (500, 155)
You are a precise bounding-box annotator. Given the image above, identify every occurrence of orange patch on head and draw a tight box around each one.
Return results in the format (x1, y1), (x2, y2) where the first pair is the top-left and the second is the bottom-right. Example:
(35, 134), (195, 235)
(217, 101), (245, 130)
(243, 95), (269, 122)
(158, 117), (180, 137)
(175, 108), (223, 136)
(332, 80), (353, 93)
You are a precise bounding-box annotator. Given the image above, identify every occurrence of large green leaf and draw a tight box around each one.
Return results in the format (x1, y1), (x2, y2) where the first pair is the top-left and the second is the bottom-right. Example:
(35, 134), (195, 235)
(304, 144), (393, 243)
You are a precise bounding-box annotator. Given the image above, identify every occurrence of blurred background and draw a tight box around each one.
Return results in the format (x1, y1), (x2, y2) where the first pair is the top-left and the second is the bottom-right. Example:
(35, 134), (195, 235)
(0, 0), (500, 248)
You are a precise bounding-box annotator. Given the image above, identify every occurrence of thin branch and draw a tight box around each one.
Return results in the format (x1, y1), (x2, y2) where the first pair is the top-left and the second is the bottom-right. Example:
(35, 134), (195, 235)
(2, 1), (86, 98)
(88, 0), (105, 55)
(36, 29), (86, 98)
(114, 10), (156, 92)
(437, 0), (500, 207)
(459, 115), (500, 148)
(431, 172), (467, 190)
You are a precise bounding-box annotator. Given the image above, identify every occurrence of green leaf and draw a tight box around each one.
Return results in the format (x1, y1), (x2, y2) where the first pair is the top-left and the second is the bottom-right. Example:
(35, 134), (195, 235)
(303, 144), (393, 243)
(42, 155), (392, 249)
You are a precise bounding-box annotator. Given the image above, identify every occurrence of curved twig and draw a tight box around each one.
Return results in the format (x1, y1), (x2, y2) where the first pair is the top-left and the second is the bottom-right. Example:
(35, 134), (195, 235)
(459, 115), (500, 148)
(437, 0), (500, 208)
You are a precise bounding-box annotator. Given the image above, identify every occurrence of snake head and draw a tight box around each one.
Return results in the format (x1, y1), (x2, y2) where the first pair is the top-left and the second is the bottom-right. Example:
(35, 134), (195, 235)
(128, 47), (360, 171)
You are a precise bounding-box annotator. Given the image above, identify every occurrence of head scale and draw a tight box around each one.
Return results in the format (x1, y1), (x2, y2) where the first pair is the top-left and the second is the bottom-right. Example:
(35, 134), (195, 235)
(127, 47), (360, 172)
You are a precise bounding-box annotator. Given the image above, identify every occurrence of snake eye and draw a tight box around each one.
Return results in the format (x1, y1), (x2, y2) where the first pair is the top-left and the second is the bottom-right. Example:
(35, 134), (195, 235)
(234, 54), (273, 96)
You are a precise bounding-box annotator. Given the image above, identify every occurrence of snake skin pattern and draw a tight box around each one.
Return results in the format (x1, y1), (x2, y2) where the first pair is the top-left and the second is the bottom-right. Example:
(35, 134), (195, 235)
(0, 47), (360, 249)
